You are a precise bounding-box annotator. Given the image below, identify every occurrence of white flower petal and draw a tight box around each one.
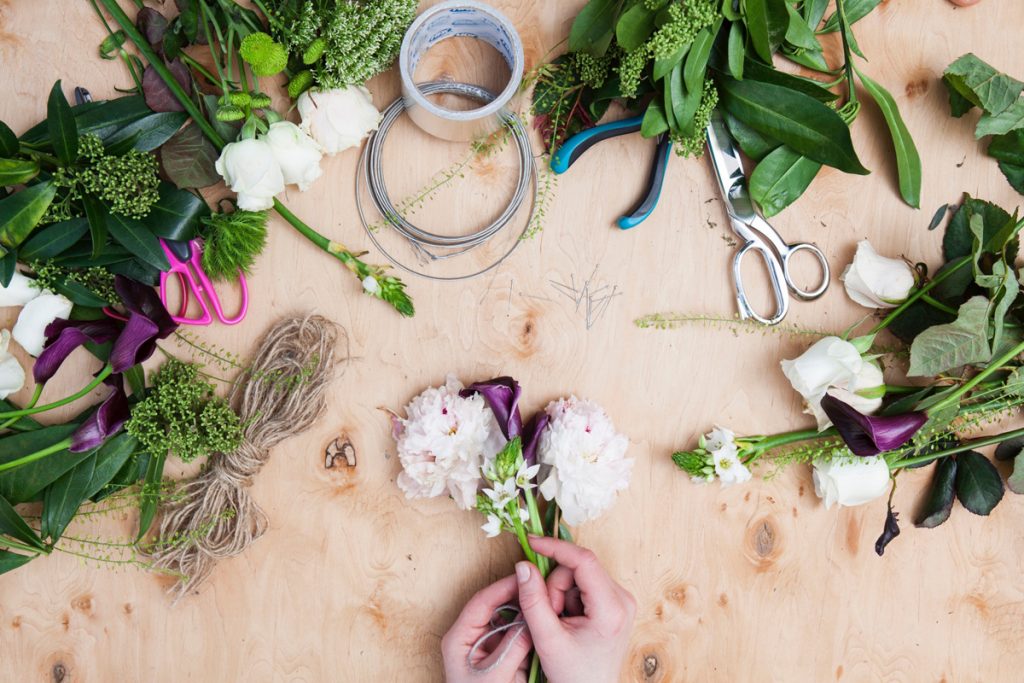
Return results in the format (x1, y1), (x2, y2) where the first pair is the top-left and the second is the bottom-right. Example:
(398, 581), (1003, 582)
(12, 291), (73, 356)
(812, 456), (890, 509)
(297, 86), (381, 155)
(841, 240), (915, 309)
(264, 120), (323, 191)
(215, 138), (284, 211)
(0, 329), (26, 399)
(0, 271), (42, 307)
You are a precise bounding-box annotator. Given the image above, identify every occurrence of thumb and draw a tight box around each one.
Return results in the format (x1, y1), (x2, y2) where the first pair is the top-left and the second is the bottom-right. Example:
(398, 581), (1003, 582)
(516, 562), (563, 645)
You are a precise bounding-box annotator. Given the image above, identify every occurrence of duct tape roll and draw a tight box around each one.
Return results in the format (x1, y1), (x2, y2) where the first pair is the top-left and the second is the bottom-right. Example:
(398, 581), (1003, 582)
(399, 1), (524, 142)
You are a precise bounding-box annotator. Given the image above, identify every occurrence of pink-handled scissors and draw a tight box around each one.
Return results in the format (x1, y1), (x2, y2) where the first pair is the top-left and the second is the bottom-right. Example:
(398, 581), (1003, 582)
(160, 238), (248, 325)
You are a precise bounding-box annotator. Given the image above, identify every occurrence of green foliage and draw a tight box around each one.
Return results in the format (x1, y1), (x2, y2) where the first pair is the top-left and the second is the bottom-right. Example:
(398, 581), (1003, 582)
(200, 209), (269, 280)
(126, 360), (243, 464)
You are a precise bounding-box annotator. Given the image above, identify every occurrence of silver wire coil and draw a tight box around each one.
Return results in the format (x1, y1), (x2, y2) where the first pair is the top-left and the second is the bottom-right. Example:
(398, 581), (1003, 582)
(356, 81), (536, 281)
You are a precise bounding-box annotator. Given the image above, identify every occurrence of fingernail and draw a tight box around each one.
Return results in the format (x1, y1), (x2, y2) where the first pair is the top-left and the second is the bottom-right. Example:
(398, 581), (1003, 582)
(515, 562), (531, 584)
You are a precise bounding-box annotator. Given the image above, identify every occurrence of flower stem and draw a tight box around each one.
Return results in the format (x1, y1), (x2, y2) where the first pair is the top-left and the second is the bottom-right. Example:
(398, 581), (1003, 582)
(869, 256), (970, 335)
(894, 426), (1024, 469)
(0, 384), (43, 431)
(0, 437), (74, 475)
(0, 365), (113, 419)
(835, 0), (858, 107)
(932, 338), (1024, 412)
(522, 488), (549, 577)
(922, 295), (958, 315)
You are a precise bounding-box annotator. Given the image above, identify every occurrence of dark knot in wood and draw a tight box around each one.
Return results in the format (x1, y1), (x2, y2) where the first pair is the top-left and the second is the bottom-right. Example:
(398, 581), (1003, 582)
(325, 436), (356, 469)
(643, 653), (659, 678)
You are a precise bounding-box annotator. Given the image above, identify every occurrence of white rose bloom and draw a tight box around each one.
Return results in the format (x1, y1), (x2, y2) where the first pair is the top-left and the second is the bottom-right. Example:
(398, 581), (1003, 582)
(537, 396), (632, 526)
(393, 375), (504, 510)
(0, 271), (42, 307)
(263, 121), (323, 191)
(297, 86), (381, 155)
(214, 138), (285, 211)
(812, 456), (890, 509)
(807, 361), (885, 431)
(12, 291), (73, 356)
(781, 336), (867, 431)
(842, 240), (915, 309)
(0, 329), (26, 399)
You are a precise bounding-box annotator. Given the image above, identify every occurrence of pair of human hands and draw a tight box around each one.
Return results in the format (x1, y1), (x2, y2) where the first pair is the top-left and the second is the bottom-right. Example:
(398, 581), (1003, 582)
(442, 536), (636, 683)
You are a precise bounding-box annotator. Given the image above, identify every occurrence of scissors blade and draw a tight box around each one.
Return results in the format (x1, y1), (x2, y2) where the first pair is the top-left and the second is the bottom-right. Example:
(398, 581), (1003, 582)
(705, 112), (758, 224)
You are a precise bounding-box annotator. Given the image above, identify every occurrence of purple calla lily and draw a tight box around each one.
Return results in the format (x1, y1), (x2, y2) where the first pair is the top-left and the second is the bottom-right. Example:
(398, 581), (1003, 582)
(821, 393), (928, 456)
(461, 376), (524, 441)
(109, 275), (177, 372)
(521, 412), (550, 467)
(34, 318), (122, 383)
(69, 374), (129, 452)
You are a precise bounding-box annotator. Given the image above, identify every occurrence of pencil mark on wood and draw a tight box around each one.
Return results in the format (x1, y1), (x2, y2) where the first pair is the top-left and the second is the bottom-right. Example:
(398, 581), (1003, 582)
(548, 266), (622, 330)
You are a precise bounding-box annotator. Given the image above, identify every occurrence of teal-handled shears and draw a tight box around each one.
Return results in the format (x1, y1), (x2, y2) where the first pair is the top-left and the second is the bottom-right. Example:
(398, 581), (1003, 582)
(550, 116), (672, 230)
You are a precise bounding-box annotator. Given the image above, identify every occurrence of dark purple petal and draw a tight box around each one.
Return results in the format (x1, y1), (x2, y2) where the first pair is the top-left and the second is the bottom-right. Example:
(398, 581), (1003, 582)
(461, 376), (523, 440)
(874, 503), (901, 556)
(109, 314), (160, 373)
(114, 275), (176, 337)
(33, 319), (121, 384)
(69, 375), (129, 452)
(521, 412), (550, 467)
(821, 394), (928, 456)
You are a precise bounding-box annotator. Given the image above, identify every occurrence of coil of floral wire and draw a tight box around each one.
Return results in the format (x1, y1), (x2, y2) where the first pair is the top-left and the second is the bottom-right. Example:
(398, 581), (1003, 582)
(356, 80), (535, 280)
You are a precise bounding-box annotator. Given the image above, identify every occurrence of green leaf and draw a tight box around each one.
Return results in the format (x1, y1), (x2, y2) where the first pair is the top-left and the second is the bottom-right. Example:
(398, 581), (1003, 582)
(1008, 449), (1024, 495)
(784, 2), (818, 50)
(914, 457), (957, 528)
(82, 194), (108, 260)
(744, 0), (789, 63)
(106, 213), (170, 272)
(20, 96), (153, 148)
(955, 451), (1004, 515)
(943, 53), (1024, 116)
(820, 0), (882, 32)
(724, 112), (780, 161)
(103, 111), (188, 155)
(42, 450), (97, 542)
(0, 121), (17, 157)
(53, 278), (111, 307)
(717, 75), (868, 173)
(0, 251), (14, 287)
(684, 24), (718, 95)
(137, 450), (167, 541)
(653, 42), (689, 82)
(0, 159), (40, 186)
(18, 218), (89, 261)
(47, 81), (79, 165)
(0, 424), (86, 504)
(0, 550), (36, 575)
(0, 181), (56, 252)
(783, 46), (830, 72)
(944, 196), (1016, 262)
(727, 23), (745, 79)
(749, 145), (822, 216)
(0, 400), (41, 432)
(83, 434), (138, 501)
(987, 130), (1024, 194)
(856, 69), (921, 208)
(569, 0), (621, 57)
(641, 99), (669, 138)
(742, 57), (838, 103)
(908, 296), (991, 377)
(142, 183), (209, 240)
(615, 1), (656, 52)
(159, 123), (221, 189)
(0, 493), (45, 549)
(976, 98), (1024, 138)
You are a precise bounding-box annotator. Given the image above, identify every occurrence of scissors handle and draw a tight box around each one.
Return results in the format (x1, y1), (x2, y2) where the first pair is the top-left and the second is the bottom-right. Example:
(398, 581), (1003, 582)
(617, 134), (672, 230)
(780, 241), (830, 300)
(733, 239), (790, 326)
(549, 116), (644, 173)
(159, 239), (249, 326)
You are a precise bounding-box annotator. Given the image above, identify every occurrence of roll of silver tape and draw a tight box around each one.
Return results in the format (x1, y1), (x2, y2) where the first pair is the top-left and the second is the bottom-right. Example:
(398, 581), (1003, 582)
(398, 1), (524, 142)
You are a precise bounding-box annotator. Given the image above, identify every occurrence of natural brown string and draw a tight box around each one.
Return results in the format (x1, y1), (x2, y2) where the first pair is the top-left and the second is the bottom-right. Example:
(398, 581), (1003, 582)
(148, 314), (342, 600)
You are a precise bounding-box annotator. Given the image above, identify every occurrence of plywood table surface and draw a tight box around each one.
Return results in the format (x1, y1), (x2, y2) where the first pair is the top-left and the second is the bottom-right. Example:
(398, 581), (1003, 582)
(2, 1), (1024, 681)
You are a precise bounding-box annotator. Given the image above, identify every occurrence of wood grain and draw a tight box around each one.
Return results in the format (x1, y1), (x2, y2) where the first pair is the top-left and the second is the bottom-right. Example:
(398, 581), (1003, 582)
(2, 1), (1024, 681)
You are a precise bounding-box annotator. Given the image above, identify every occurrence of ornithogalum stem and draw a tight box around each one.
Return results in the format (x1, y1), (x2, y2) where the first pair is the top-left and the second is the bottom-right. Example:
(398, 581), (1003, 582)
(0, 437), (74, 475)
(0, 365), (114, 420)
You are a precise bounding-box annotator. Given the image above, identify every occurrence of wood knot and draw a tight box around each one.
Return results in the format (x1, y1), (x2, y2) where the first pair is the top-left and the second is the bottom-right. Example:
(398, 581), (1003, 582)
(643, 653), (659, 678)
(325, 436), (357, 469)
(52, 664), (67, 683)
(753, 521), (775, 557)
(905, 78), (929, 99)
(71, 595), (92, 614)
(744, 518), (781, 570)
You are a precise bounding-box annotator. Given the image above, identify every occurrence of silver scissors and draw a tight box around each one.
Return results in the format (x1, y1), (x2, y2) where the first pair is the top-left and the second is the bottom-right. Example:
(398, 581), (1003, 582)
(705, 111), (830, 325)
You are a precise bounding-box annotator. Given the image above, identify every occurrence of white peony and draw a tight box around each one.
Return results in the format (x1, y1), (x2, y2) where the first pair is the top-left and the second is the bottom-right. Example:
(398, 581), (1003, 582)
(393, 375), (504, 510)
(12, 291), (73, 356)
(537, 396), (632, 526)
(842, 240), (916, 309)
(214, 138), (285, 211)
(0, 271), (41, 307)
(781, 336), (884, 431)
(263, 121), (323, 191)
(812, 456), (890, 509)
(0, 329), (25, 399)
(297, 86), (380, 155)
(704, 426), (752, 487)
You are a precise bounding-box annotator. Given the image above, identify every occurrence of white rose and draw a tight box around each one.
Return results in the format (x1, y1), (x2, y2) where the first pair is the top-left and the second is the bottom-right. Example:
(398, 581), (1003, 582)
(0, 329), (26, 399)
(781, 336), (863, 425)
(297, 86), (380, 155)
(214, 138), (285, 211)
(842, 240), (915, 309)
(812, 456), (890, 509)
(12, 291), (73, 356)
(0, 270), (41, 307)
(807, 361), (885, 431)
(263, 121), (323, 191)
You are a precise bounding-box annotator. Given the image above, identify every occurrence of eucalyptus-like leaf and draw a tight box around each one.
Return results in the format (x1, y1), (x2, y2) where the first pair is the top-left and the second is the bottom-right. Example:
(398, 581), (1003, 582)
(136, 449), (166, 541)
(0, 120), (17, 157)
(0, 550), (36, 575)
(742, 58), (839, 103)
(744, 0), (789, 63)
(614, 1), (656, 53)
(106, 213), (170, 271)
(42, 449), (97, 542)
(0, 159), (40, 186)
(46, 81), (79, 165)
(103, 111), (188, 154)
(0, 424), (85, 504)
(0, 181), (56, 253)
(749, 145), (821, 217)
(727, 23), (745, 79)
(783, 2), (818, 50)
(820, 0), (882, 33)
(568, 0), (619, 57)
(954, 451), (1004, 515)
(857, 68), (922, 208)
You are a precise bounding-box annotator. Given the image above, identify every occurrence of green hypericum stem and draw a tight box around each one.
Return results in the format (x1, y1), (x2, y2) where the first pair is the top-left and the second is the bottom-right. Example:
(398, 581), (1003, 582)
(0, 436), (74, 475)
(96, 0), (412, 314)
(933, 337), (1024, 412)
(0, 365), (113, 419)
(894, 425), (1024, 469)
(0, 384), (43, 431)
(869, 256), (970, 335)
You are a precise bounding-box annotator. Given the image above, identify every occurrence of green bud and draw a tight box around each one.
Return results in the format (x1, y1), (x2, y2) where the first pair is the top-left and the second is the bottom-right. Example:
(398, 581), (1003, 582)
(249, 92), (272, 109)
(287, 70), (315, 100)
(215, 105), (246, 122)
(228, 91), (252, 107)
(302, 37), (326, 65)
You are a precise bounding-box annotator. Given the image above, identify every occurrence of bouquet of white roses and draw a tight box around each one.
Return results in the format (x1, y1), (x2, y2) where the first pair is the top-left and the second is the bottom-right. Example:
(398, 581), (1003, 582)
(390, 375), (632, 682)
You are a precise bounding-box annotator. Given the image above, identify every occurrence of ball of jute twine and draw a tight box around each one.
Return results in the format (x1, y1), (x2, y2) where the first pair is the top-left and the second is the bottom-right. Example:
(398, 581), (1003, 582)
(148, 314), (343, 600)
